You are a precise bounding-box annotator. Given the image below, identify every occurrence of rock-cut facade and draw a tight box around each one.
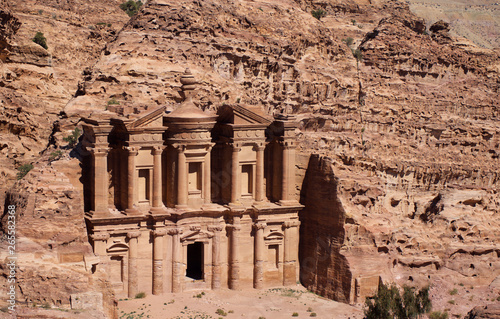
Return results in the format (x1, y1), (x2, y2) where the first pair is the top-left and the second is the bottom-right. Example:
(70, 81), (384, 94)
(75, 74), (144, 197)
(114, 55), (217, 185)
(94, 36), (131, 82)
(81, 69), (303, 297)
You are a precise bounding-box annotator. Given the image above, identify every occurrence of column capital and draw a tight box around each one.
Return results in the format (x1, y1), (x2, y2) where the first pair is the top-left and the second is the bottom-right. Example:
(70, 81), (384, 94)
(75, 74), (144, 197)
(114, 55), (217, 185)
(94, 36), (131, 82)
(283, 220), (301, 229)
(152, 145), (165, 155)
(152, 228), (168, 237)
(189, 225), (202, 232)
(253, 222), (267, 230)
(227, 224), (242, 232)
(172, 144), (186, 152)
(91, 232), (110, 241)
(207, 225), (224, 232)
(125, 146), (140, 155)
(253, 142), (266, 151)
(126, 231), (141, 239)
(230, 143), (241, 152)
(89, 147), (109, 157)
(168, 227), (183, 235)
(279, 140), (296, 149)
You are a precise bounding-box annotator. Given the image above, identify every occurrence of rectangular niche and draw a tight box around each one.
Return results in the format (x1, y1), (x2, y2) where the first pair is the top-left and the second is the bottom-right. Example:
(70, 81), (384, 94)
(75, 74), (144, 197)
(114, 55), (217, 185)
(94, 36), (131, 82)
(188, 162), (202, 194)
(241, 164), (253, 196)
(267, 244), (279, 269)
(138, 168), (151, 202)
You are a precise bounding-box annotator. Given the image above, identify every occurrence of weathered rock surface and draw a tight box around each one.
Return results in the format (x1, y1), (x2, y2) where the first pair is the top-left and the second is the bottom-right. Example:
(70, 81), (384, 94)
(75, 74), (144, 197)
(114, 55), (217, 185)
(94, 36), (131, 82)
(465, 304), (500, 319)
(1, 0), (499, 317)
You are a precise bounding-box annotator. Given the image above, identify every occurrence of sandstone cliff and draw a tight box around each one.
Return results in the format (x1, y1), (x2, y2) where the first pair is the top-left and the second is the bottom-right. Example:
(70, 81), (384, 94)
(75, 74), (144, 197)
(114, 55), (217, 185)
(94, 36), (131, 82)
(1, 0), (499, 317)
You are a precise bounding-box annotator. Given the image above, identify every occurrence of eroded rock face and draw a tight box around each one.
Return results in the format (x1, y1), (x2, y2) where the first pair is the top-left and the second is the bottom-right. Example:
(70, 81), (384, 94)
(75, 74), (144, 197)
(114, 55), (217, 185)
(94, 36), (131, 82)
(465, 304), (500, 319)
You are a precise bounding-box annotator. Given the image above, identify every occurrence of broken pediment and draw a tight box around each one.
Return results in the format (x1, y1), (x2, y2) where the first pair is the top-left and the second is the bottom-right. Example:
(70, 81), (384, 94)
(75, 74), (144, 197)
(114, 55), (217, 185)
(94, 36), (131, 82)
(217, 104), (272, 126)
(125, 106), (166, 129)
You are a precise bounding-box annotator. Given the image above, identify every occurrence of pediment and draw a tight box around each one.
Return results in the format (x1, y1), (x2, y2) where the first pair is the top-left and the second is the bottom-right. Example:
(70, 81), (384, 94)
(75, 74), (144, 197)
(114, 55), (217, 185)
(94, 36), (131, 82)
(126, 106), (166, 129)
(218, 104), (272, 126)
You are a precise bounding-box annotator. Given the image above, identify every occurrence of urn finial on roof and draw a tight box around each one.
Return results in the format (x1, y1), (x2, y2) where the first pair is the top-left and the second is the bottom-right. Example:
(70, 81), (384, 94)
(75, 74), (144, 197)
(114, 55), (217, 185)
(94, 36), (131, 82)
(180, 68), (196, 99)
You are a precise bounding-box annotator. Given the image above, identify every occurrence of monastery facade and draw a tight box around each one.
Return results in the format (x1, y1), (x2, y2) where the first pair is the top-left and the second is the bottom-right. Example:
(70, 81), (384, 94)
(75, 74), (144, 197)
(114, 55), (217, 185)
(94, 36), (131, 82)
(82, 69), (303, 297)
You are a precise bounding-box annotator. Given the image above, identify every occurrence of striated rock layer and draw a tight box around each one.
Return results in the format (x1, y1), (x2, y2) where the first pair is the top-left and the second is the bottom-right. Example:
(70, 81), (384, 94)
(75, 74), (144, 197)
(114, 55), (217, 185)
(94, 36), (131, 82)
(0, 0), (499, 317)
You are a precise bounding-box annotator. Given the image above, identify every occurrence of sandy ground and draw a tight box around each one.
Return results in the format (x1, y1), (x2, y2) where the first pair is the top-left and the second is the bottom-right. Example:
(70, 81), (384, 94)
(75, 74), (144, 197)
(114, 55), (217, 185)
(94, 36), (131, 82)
(117, 285), (363, 319)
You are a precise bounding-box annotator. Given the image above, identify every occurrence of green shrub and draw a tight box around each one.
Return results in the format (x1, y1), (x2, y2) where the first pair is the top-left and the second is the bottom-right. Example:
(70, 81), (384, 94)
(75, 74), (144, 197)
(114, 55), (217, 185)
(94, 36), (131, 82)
(310, 313), (317, 317)
(49, 150), (63, 161)
(120, 0), (143, 17)
(447, 300), (455, 305)
(108, 98), (120, 105)
(292, 313), (299, 317)
(352, 48), (363, 61)
(449, 288), (458, 295)
(311, 9), (326, 20)
(17, 164), (34, 180)
(351, 19), (356, 25)
(364, 283), (431, 319)
(216, 309), (227, 316)
(32, 31), (48, 49)
(343, 37), (354, 46)
(63, 127), (81, 148)
(429, 311), (449, 319)
(135, 292), (146, 299)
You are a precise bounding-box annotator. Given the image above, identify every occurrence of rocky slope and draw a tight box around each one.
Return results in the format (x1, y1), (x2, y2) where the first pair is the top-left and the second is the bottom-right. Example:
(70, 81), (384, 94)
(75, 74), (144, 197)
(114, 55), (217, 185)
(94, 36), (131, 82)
(1, 0), (499, 317)
(0, 0), (129, 214)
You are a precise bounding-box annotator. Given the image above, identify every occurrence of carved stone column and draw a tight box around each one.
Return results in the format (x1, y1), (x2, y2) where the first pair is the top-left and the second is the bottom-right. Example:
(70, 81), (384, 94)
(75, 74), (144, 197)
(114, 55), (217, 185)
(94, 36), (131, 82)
(280, 141), (296, 205)
(208, 225), (223, 289)
(254, 143), (266, 203)
(152, 228), (167, 295)
(168, 227), (183, 292)
(151, 146), (164, 212)
(282, 220), (300, 286)
(203, 145), (213, 205)
(127, 231), (141, 298)
(90, 232), (110, 256)
(92, 147), (109, 217)
(228, 216), (242, 290)
(253, 222), (266, 289)
(176, 145), (188, 208)
(230, 144), (241, 205)
(126, 147), (140, 215)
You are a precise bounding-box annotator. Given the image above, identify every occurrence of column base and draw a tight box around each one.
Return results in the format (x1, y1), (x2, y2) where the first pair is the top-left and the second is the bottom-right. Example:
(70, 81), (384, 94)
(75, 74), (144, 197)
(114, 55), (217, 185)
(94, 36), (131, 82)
(149, 207), (166, 215)
(252, 200), (270, 208)
(125, 208), (141, 216)
(175, 204), (188, 210)
(279, 199), (300, 207)
(228, 202), (244, 209)
(202, 203), (218, 210)
(87, 210), (111, 218)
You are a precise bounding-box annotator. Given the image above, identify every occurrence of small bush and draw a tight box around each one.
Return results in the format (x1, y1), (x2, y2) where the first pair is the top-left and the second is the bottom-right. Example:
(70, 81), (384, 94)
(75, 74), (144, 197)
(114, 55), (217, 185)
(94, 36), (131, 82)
(430, 311), (449, 319)
(292, 313), (299, 317)
(310, 313), (317, 317)
(447, 300), (455, 305)
(311, 9), (327, 20)
(17, 164), (34, 180)
(63, 127), (81, 148)
(216, 309), (227, 316)
(352, 48), (363, 61)
(32, 31), (48, 49)
(449, 288), (458, 295)
(42, 302), (50, 309)
(108, 98), (120, 105)
(120, 0), (143, 17)
(343, 37), (354, 46)
(307, 307), (313, 312)
(49, 150), (63, 161)
(258, 317), (266, 319)
(351, 19), (356, 25)
(135, 292), (146, 299)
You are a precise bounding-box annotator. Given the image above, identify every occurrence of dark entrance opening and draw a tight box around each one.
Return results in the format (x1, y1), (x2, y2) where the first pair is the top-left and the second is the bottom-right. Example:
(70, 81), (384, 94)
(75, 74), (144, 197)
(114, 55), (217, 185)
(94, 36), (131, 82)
(186, 242), (203, 280)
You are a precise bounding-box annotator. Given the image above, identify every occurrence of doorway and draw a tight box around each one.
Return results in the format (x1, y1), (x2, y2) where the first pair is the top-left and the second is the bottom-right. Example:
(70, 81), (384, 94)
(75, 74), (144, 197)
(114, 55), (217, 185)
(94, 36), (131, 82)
(186, 242), (204, 280)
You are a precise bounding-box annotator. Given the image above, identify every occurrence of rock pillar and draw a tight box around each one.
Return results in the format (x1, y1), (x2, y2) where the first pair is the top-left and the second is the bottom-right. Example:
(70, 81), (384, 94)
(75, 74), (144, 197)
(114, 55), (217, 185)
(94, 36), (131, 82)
(253, 222), (266, 289)
(208, 225), (223, 289)
(151, 146), (164, 212)
(230, 144), (241, 205)
(176, 146), (188, 208)
(169, 227), (183, 292)
(126, 147), (140, 215)
(228, 216), (242, 290)
(255, 144), (265, 202)
(152, 228), (167, 295)
(92, 147), (109, 216)
(127, 231), (141, 298)
(283, 220), (300, 286)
